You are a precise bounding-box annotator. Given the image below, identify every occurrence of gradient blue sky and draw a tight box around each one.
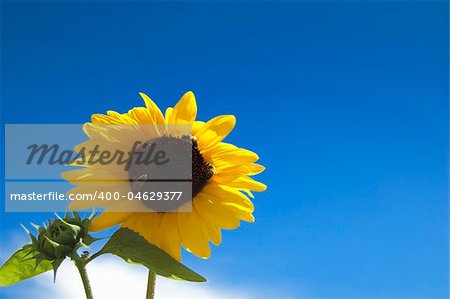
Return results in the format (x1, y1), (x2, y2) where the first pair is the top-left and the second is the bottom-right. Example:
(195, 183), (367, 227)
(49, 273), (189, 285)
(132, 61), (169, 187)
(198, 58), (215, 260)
(1, 1), (448, 298)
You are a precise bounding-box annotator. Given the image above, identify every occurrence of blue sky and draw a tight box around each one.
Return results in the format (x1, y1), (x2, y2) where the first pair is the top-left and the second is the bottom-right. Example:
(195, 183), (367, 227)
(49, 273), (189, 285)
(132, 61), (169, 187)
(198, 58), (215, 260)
(1, 1), (448, 298)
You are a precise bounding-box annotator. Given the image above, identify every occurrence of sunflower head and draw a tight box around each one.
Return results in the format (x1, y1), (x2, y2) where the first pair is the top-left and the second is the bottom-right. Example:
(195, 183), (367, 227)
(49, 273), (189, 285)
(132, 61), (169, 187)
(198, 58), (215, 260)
(62, 91), (266, 261)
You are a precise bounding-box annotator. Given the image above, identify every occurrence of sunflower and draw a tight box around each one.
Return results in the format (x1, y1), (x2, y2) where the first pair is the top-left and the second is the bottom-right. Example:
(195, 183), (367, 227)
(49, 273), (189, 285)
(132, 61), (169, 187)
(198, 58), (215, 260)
(62, 91), (266, 261)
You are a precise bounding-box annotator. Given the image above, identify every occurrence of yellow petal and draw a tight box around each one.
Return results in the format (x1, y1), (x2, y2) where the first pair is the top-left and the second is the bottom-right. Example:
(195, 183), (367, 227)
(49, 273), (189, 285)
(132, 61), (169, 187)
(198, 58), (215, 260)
(123, 213), (162, 248)
(202, 183), (254, 213)
(210, 149), (259, 168)
(91, 114), (123, 125)
(247, 163), (266, 175)
(192, 121), (205, 136)
(195, 115), (236, 151)
(213, 175), (267, 192)
(194, 193), (240, 229)
(194, 205), (222, 246)
(158, 213), (182, 261)
(139, 92), (165, 124)
(164, 107), (173, 122)
(91, 212), (131, 231)
(107, 111), (138, 124)
(178, 212), (211, 258)
(168, 91), (197, 124)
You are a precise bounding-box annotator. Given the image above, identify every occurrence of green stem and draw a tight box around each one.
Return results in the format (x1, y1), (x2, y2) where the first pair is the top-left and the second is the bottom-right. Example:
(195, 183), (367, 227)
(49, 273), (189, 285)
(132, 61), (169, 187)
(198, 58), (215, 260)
(71, 253), (94, 299)
(146, 270), (156, 299)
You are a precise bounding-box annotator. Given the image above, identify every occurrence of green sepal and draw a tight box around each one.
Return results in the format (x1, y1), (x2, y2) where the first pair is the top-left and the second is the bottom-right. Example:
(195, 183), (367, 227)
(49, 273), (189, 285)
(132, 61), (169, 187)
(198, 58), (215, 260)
(87, 210), (97, 221)
(20, 224), (37, 245)
(54, 213), (82, 233)
(43, 236), (72, 258)
(51, 258), (64, 282)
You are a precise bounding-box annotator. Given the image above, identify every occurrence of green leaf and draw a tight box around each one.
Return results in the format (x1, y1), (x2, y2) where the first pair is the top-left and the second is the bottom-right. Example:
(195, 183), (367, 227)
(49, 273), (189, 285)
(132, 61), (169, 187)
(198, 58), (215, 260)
(93, 228), (206, 282)
(0, 244), (52, 286)
(82, 234), (104, 246)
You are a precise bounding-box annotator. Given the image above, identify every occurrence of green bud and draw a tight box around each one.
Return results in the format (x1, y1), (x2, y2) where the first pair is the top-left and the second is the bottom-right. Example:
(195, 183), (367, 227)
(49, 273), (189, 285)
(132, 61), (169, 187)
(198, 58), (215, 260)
(36, 219), (80, 259)
(22, 211), (98, 281)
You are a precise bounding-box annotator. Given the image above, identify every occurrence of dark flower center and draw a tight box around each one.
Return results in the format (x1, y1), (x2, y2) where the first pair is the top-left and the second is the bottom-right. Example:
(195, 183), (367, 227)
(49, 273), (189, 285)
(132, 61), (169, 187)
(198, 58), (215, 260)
(127, 135), (214, 200)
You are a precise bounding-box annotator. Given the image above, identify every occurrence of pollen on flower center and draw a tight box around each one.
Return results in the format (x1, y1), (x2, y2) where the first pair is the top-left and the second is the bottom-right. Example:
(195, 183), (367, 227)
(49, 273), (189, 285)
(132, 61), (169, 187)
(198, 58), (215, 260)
(127, 135), (214, 201)
(191, 138), (214, 196)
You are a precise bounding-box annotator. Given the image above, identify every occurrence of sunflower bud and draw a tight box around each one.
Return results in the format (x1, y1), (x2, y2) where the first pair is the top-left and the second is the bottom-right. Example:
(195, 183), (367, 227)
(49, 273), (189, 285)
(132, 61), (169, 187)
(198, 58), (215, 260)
(36, 218), (81, 259)
(22, 211), (98, 281)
